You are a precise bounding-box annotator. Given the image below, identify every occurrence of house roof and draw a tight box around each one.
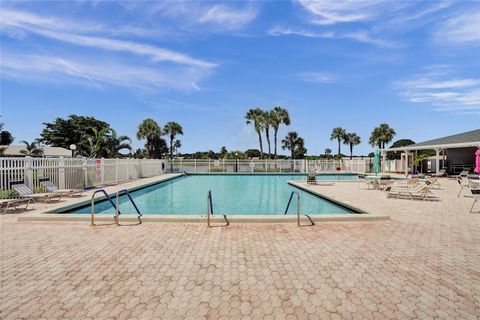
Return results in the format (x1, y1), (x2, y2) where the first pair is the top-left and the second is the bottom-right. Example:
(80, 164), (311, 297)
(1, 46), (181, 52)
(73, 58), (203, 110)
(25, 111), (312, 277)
(1, 145), (71, 157)
(383, 129), (480, 151)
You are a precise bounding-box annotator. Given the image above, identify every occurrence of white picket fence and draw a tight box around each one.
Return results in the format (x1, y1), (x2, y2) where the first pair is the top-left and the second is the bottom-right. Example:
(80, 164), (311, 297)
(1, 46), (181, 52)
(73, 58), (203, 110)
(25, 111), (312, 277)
(0, 157), (166, 198)
(166, 158), (371, 174)
(0, 157), (371, 198)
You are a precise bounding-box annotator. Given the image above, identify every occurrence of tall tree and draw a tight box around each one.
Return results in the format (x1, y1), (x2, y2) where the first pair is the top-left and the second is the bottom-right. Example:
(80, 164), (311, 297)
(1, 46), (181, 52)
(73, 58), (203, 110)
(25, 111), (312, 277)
(0, 123), (14, 146)
(163, 121), (183, 171)
(343, 133), (361, 159)
(39, 115), (110, 155)
(282, 131), (306, 159)
(262, 111), (273, 159)
(369, 123), (396, 149)
(84, 127), (111, 158)
(245, 108), (265, 159)
(137, 119), (162, 158)
(325, 148), (332, 157)
(105, 130), (132, 158)
(19, 140), (43, 156)
(270, 106), (291, 159)
(330, 127), (346, 155)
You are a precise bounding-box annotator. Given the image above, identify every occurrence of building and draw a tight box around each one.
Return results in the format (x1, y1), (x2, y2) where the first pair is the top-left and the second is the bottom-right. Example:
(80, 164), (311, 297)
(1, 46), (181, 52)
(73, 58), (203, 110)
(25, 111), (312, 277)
(1, 145), (72, 157)
(382, 129), (480, 175)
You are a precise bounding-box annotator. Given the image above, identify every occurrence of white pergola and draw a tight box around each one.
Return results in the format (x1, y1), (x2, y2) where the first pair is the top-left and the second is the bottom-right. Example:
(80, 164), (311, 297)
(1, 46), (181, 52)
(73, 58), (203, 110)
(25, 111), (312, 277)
(380, 141), (480, 175)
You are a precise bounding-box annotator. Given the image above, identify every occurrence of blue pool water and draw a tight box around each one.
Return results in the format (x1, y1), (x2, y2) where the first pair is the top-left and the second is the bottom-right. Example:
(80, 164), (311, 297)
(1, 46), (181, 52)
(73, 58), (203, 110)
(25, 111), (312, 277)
(68, 174), (357, 215)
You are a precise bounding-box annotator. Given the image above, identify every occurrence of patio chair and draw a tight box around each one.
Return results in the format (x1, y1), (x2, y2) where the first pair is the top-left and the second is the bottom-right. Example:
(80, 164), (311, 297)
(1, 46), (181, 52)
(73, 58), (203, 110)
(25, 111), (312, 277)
(39, 178), (84, 197)
(432, 168), (446, 177)
(0, 198), (32, 214)
(358, 174), (374, 189)
(423, 176), (441, 189)
(307, 170), (317, 184)
(392, 177), (420, 189)
(457, 177), (469, 198)
(385, 181), (439, 201)
(11, 182), (62, 202)
(470, 189), (480, 214)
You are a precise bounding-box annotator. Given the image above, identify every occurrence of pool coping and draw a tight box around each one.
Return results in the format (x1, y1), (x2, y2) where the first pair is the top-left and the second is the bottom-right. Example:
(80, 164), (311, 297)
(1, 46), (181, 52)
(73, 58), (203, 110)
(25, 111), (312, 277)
(18, 173), (389, 223)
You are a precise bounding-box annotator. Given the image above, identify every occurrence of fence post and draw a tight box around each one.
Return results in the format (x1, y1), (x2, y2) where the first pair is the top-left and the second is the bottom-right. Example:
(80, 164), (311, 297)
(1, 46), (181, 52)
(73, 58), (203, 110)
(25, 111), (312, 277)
(208, 159), (211, 172)
(58, 156), (66, 189)
(305, 159), (308, 173)
(195, 159), (197, 173)
(265, 159), (268, 173)
(293, 160), (296, 172)
(24, 156), (34, 191)
(83, 158), (88, 188)
(115, 158), (119, 182)
(100, 158), (105, 185)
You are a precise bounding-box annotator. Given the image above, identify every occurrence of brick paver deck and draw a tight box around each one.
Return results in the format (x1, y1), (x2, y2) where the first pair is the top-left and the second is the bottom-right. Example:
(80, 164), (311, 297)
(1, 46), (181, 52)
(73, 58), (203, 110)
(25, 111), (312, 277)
(1, 178), (479, 319)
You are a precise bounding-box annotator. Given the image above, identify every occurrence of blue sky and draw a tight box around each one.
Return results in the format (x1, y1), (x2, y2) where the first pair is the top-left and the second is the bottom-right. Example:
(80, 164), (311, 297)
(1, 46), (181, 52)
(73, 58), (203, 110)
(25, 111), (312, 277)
(1, 0), (479, 155)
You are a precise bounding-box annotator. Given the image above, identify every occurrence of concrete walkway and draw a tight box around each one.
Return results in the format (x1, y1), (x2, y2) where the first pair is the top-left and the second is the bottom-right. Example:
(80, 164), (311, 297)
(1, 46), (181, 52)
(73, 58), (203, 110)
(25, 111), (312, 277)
(1, 178), (479, 319)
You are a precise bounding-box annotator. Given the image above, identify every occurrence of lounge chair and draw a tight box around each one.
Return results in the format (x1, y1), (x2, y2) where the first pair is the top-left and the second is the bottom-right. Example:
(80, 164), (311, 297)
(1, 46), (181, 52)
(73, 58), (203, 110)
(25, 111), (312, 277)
(307, 170), (317, 184)
(0, 198), (32, 213)
(470, 189), (480, 214)
(432, 168), (446, 177)
(422, 176), (441, 189)
(39, 178), (84, 197)
(385, 181), (439, 201)
(358, 174), (373, 189)
(11, 182), (62, 202)
(457, 177), (469, 197)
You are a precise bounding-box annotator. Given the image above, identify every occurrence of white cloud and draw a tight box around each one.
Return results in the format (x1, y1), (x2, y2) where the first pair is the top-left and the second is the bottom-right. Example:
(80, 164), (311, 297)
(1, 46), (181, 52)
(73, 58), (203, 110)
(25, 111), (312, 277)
(395, 68), (480, 115)
(297, 0), (387, 25)
(197, 4), (258, 30)
(151, 2), (258, 31)
(0, 7), (216, 92)
(0, 52), (207, 92)
(433, 9), (480, 45)
(295, 72), (336, 83)
(268, 26), (399, 48)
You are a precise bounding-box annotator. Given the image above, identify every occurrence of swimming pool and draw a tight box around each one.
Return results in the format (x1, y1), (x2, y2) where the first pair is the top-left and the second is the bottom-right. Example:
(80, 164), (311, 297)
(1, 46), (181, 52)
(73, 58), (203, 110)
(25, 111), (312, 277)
(66, 174), (358, 215)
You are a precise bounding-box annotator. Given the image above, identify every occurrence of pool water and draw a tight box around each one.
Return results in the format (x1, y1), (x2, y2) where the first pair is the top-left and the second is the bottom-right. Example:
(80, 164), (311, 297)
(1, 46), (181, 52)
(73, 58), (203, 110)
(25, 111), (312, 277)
(69, 174), (357, 215)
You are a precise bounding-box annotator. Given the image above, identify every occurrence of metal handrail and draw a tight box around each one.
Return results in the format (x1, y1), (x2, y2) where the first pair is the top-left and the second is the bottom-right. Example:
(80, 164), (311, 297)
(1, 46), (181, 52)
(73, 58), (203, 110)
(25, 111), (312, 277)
(285, 191), (301, 227)
(115, 189), (142, 225)
(207, 190), (213, 227)
(91, 189), (118, 226)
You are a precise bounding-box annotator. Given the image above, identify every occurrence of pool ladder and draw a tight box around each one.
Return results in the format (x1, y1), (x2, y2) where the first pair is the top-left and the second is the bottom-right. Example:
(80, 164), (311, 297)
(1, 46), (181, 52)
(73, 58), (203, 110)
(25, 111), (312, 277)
(284, 191), (314, 227)
(206, 190), (229, 227)
(90, 189), (142, 226)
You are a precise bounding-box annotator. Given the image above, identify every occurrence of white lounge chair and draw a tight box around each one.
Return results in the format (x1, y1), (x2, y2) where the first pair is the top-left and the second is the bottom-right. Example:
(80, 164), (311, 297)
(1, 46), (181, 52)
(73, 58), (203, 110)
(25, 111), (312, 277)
(307, 170), (317, 184)
(11, 183), (62, 202)
(39, 179), (84, 197)
(385, 181), (439, 201)
(0, 198), (32, 213)
(470, 189), (480, 214)
(432, 168), (446, 177)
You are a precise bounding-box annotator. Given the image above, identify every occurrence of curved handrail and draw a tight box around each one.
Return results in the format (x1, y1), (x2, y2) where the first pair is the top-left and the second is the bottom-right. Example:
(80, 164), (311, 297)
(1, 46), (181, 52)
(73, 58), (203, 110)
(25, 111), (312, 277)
(207, 190), (213, 227)
(115, 189), (142, 225)
(91, 189), (118, 226)
(285, 191), (301, 227)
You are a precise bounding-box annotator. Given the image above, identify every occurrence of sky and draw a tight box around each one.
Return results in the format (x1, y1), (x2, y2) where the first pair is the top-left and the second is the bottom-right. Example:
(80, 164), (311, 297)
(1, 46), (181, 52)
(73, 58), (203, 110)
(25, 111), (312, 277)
(1, 0), (479, 156)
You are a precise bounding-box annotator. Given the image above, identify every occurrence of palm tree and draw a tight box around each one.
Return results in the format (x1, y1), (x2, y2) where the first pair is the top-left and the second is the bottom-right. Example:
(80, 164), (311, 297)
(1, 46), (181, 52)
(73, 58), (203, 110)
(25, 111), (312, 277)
(330, 127), (346, 155)
(19, 140), (43, 156)
(137, 119), (162, 158)
(84, 127), (111, 158)
(262, 111), (273, 159)
(245, 108), (265, 159)
(172, 139), (182, 155)
(270, 106), (291, 159)
(163, 121), (183, 171)
(106, 130), (131, 157)
(282, 131), (304, 159)
(369, 123), (396, 149)
(343, 133), (361, 159)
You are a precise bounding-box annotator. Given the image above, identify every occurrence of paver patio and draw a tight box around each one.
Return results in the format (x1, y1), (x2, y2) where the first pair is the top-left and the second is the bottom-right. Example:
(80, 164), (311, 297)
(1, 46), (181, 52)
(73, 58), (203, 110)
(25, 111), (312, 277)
(1, 178), (479, 319)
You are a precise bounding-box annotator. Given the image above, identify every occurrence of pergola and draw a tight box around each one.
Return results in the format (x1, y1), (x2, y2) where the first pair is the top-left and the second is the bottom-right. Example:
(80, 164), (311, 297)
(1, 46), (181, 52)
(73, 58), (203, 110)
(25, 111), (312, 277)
(380, 130), (480, 175)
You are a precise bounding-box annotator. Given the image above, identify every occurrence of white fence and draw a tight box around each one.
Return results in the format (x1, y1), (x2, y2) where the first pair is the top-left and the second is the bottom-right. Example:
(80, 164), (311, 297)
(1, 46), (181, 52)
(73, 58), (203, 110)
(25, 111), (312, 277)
(166, 159), (371, 174)
(0, 157), (166, 198)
